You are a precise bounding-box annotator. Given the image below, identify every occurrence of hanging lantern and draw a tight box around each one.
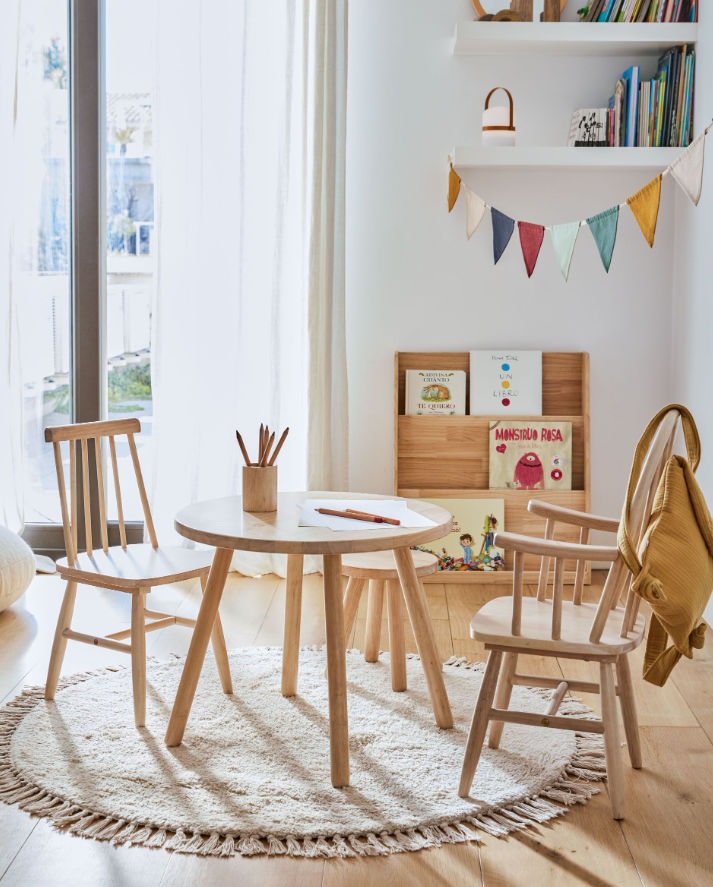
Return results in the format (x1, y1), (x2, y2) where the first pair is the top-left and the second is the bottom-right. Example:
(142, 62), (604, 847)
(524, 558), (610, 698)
(482, 87), (516, 147)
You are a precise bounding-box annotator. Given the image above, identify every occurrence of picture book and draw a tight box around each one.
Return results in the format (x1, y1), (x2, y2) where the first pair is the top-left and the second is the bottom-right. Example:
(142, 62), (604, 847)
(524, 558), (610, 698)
(405, 369), (466, 415)
(470, 351), (542, 416)
(622, 65), (640, 146)
(489, 420), (572, 491)
(568, 109), (609, 147)
(414, 498), (505, 572)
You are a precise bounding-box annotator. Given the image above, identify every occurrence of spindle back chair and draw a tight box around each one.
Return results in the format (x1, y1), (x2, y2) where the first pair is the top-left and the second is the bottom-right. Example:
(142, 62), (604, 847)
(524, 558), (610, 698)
(458, 408), (681, 820)
(44, 418), (232, 727)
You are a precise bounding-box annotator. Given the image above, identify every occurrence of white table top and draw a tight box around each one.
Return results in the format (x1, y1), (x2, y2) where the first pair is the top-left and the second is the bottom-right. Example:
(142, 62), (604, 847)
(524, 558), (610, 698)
(174, 491), (452, 555)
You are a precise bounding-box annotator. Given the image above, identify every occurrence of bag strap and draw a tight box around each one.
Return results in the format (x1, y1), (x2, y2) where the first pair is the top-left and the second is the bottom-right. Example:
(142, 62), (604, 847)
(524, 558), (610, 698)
(617, 404), (701, 580)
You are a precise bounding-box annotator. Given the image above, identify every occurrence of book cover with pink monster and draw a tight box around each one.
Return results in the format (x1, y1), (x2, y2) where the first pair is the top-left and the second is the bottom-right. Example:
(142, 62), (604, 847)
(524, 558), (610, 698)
(489, 420), (572, 491)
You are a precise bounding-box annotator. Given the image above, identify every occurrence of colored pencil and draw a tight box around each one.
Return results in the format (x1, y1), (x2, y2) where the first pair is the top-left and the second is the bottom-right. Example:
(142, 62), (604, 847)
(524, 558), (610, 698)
(268, 427), (290, 466)
(345, 508), (401, 526)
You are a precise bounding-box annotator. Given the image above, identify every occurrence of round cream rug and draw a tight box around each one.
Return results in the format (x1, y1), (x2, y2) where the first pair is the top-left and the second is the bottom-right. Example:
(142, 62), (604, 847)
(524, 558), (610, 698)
(0, 648), (605, 858)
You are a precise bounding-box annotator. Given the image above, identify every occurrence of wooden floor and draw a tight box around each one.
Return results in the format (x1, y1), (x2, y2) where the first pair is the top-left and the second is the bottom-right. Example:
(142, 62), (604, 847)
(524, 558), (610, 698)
(1, 569), (712, 887)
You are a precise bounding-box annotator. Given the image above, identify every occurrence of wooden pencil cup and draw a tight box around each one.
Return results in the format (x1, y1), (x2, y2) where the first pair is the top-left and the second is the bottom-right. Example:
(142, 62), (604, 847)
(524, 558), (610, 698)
(242, 466), (277, 512)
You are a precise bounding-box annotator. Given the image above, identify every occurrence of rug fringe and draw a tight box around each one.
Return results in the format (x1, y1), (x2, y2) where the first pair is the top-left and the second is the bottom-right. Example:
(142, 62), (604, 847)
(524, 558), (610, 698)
(0, 651), (608, 859)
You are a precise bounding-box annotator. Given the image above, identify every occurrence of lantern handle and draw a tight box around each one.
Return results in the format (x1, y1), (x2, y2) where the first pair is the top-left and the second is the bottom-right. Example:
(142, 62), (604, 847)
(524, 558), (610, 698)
(483, 87), (515, 131)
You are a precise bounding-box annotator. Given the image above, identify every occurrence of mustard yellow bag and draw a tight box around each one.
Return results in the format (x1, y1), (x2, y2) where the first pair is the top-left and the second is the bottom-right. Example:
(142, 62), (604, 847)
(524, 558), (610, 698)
(618, 405), (713, 686)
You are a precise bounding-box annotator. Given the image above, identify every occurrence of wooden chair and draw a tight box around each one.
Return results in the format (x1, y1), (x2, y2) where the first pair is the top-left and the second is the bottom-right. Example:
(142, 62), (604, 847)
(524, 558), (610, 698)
(459, 408), (680, 820)
(44, 418), (232, 727)
(340, 549), (439, 692)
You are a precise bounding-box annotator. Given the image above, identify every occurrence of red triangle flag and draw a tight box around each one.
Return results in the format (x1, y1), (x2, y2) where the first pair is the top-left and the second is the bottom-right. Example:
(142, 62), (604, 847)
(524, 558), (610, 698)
(518, 221), (545, 278)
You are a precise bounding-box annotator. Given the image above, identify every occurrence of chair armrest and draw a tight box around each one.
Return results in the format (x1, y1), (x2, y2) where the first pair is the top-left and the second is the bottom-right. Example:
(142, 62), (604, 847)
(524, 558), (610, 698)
(527, 499), (620, 533)
(493, 531), (619, 563)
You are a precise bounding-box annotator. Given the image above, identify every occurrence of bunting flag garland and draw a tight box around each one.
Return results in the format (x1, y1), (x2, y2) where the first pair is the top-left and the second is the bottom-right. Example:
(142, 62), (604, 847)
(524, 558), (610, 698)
(550, 222), (581, 282)
(448, 163), (461, 213)
(492, 208), (515, 265)
(465, 186), (486, 240)
(586, 206), (619, 273)
(518, 222), (545, 278)
(669, 132), (706, 206)
(448, 121), (711, 279)
(627, 174), (662, 248)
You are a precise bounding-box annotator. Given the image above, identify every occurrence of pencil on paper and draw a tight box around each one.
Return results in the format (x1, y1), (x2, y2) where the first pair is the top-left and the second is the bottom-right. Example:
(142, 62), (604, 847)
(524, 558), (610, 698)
(345, 508), (401, 526)
(316, 507), (400, 525)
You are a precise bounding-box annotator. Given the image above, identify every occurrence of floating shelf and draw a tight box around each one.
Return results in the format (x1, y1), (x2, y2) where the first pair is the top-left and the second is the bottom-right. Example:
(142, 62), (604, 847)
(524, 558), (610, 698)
(453, 22), (698, 57)
(452, 146), (682, 171)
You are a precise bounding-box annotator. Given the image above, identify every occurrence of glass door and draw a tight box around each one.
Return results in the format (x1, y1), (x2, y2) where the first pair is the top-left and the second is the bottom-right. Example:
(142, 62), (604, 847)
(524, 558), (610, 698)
(16, 1), (72, 524)
(105, 0), (154, 520)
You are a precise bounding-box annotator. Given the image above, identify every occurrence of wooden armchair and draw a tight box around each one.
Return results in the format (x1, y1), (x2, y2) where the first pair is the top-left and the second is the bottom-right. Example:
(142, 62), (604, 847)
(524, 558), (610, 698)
(459, 408), (680, 820)
(44, 418), (232, 727)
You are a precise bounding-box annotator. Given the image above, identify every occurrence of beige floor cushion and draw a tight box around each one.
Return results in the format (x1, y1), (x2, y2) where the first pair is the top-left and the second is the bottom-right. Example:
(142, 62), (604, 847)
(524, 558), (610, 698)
(0, 526), (35, 612)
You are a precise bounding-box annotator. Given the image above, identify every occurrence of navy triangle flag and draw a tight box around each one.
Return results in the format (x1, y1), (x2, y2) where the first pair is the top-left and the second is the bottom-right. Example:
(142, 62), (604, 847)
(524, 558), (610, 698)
(492, 208), (515, 265)
(586, 205), (619, 273)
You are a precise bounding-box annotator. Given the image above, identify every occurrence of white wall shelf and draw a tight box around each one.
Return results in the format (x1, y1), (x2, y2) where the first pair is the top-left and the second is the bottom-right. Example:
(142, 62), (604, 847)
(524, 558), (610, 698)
(453, 22), (698, 57)
(452, 146), (682, 171)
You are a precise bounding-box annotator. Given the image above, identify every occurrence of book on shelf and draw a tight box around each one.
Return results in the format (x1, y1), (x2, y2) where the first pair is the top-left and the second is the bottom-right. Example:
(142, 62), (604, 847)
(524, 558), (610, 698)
(568, 109), (610, 147)
(569, 46), (694, 148)
(414, 498), (505, 573)
(405, 369), (466, 415)
(489, 420), (573, 492)
(580, 0), (697, 21)
(470, 351), (542, 416)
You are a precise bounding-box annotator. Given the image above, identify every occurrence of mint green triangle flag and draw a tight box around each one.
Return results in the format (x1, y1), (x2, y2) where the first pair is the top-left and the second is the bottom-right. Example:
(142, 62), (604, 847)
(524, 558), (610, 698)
(586, 205), (619, 273)
(550, 222), (580, 282)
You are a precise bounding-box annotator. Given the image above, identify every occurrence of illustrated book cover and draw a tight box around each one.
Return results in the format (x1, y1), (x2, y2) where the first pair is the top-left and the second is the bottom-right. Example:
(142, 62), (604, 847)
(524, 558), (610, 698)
(414, 498), (505, 572)
(489, 420), (572, 491)
(470, 351), (542, 416)
(405, 369), (466, 415)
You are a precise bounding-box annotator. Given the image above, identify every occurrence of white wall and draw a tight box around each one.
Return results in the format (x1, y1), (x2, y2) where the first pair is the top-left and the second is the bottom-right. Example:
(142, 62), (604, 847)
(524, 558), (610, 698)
(671, 8), (711, 616)
(346, 0), (683, 525)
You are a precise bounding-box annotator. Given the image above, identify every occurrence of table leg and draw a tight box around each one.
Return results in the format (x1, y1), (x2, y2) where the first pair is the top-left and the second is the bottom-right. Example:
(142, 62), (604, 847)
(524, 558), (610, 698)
(323, 553), (350, 788)
(393, 546), (453, 729)
(281, 553), (304, 696)
(165, 547), (233, 747)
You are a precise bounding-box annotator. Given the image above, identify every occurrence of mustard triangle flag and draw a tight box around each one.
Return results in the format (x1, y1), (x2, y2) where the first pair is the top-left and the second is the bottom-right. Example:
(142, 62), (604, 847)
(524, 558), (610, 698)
(669, 132), (706, 206)
(550, 222), (581, 282)
(448, 164), (461, 213)
(465, 186), (486, 239)
(626, 174), (662, 248)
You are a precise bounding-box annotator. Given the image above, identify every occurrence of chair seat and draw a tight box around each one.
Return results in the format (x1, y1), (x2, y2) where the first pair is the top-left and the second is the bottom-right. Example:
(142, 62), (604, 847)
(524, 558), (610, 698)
(56, 544), (214, 590)
(341, 548), (438, 580)
(471, 595), (646, 657)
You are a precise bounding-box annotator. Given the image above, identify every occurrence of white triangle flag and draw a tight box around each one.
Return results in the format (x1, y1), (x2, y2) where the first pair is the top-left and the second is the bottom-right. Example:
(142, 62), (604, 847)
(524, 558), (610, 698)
(550, 222), (580, 282)
(669, 132), (706, 207)
(466, 186), (486, 240)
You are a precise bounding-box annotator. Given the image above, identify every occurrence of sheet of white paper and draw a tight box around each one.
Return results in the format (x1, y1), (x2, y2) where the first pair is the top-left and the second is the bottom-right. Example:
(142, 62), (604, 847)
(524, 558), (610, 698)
(298, 499), (437, 531)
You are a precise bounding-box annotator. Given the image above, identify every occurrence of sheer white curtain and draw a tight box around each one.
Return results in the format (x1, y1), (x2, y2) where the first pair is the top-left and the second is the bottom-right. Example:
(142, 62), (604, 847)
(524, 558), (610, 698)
(150, 0), (348, 575)
(0, 0), (22, 532)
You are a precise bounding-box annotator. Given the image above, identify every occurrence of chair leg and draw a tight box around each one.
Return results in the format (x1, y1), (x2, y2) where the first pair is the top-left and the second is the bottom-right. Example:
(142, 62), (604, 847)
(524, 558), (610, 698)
(600, 661), (625, 819)
(131, 592), (147, 728)
(200, 573), (233, 695)
(343, 577), (365, 646)
(616, 653), (642, 769)
(459, 650), (503, 798)
(45, 581), (78, 700)
(386, 579), (407, 691)
(364, 580), (385, 662)
(488, 652), (518, 749)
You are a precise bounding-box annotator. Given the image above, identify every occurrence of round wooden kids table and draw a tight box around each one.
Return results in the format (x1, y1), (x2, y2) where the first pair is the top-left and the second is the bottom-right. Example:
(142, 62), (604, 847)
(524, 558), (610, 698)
(165, 491), (453, 788)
